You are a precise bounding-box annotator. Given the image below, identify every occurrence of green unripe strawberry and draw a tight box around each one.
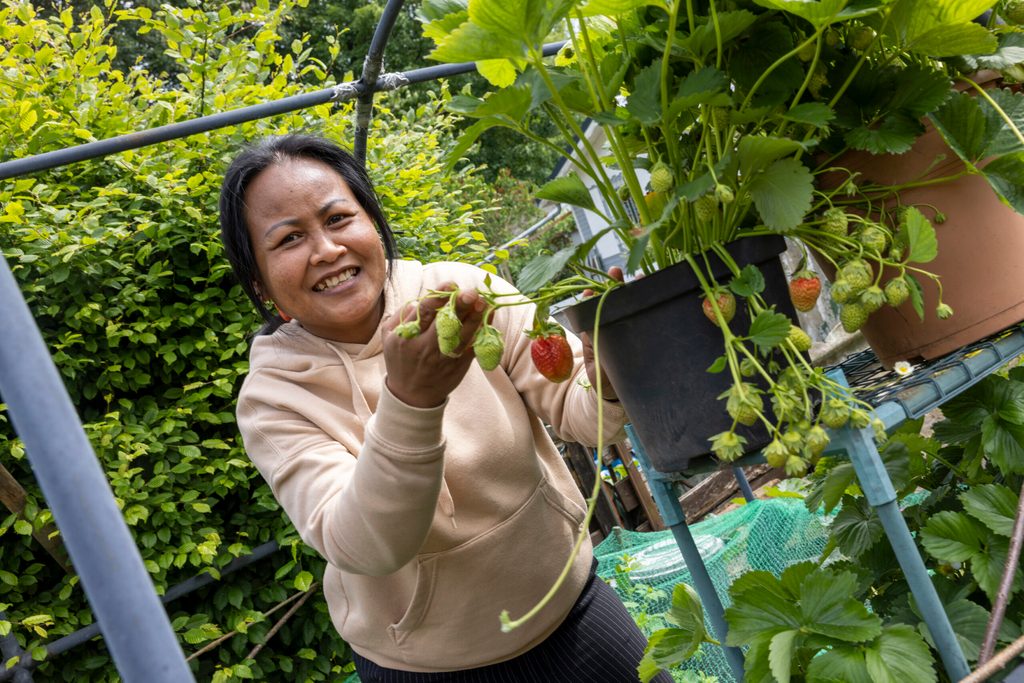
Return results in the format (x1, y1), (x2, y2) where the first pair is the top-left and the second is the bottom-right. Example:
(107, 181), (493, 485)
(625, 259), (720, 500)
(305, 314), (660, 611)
(649, 162), (674, 193)
(740, 357), (758, 377)
(726, 383), (763, 427)
(1005, 0), (1024, 24)
(884, 278), (910, 307)
(472, 323), (504, 371)
(822, 207), (849, 237)
(848, 25), (875, 51)
(617, 184), (632, 201)
(711, 106), (731, 128)
(860, 285), (886, 313)
(788, 325), (812, 352)
(710, 430), (746, 462)
(771, 388), (803, 423)
(849, 409), (871, 430)
(715, 183), (735, 205)
(781, 429), (804, 454)
(785, 454), (808, 477)
(797, 40), (816, 62)
(936, 303), (954, 320)
(435, 301), (463, 357)
(871, 418), (888, 444)
(694, 194), (718, 223)
(808, 67), (828, 98)
(830, 279), (856, 304)
(806, 425), (830, 455)
(395, 320), (422, 339)
(840, 302), (869, 332)
(824, 27), (841, 47)
(820, 398), (850, 429)
(859, 226), (888, 253)
(764, 438), (789, 468)
(838, 260), (872, 292)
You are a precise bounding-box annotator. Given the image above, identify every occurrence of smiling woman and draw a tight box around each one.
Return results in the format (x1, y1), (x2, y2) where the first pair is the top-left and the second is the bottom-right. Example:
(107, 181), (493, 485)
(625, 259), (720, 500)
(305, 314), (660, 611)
(217, 134), (671, 681)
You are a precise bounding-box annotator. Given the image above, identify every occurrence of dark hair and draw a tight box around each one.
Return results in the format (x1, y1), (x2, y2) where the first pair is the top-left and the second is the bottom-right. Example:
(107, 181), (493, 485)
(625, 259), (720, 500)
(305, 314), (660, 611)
(218, 134), (398, 328)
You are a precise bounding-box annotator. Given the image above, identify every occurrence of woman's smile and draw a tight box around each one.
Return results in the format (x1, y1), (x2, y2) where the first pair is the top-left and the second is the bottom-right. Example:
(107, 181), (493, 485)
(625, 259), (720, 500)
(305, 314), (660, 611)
(243, 158), (388, 343)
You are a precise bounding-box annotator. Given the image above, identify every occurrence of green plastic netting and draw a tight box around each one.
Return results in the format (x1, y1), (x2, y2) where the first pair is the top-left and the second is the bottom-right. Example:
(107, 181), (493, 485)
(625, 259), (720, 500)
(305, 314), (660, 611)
(343, 497), (831, 682)
(593, 497), (832, 682)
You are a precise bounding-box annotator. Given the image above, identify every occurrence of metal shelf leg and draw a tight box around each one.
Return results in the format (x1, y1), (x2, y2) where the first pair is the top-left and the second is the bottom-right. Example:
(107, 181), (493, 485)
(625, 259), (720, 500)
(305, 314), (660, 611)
(842, 424), (971, 681)
(627, 427), (746, 682)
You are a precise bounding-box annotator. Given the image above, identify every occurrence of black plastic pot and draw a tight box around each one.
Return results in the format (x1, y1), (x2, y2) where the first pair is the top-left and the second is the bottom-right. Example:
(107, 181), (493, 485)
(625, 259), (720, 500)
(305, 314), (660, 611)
(563, 235), (796, 474)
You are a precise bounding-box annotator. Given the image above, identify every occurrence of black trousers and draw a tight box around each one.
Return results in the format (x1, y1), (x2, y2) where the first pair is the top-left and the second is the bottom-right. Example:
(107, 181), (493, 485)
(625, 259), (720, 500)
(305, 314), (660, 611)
(352, 565), (675, 683)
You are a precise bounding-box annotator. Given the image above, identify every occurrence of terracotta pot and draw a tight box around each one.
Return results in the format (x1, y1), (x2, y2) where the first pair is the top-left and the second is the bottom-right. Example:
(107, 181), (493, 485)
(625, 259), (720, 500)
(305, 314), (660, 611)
(818, 78), (1024, 368)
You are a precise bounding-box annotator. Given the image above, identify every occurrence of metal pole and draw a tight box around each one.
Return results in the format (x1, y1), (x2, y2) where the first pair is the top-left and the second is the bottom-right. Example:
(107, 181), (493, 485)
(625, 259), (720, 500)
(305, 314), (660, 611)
(842, 424), (971, 681)
(731, 466), (755, 502)
(0, 42), (568, 182)
(353, 0), (406, 164)
(0, 256), (193, 683)
(626, 426), (747, 682)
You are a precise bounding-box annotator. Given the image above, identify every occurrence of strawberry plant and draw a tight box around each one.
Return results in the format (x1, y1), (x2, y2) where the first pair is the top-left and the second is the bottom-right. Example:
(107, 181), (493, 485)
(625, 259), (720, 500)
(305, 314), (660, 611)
(419, 0), (1024, 475)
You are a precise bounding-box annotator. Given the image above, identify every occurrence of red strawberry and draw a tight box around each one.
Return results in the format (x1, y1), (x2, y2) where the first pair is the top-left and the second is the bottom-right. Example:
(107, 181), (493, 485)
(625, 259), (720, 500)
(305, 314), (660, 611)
(701, 290), (736, 326)
(789, 272), (821, 312)
(529, 329), (574, 383)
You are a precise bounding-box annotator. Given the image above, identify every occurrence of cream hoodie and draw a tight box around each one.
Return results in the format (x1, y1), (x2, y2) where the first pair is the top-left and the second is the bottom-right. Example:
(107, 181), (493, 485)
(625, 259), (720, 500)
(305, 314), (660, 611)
(236, 259), (627, 672)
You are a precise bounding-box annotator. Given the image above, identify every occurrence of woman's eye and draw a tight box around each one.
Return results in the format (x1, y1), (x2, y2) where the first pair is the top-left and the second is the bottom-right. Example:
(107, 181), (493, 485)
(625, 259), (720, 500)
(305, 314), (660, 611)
(327, 214), (349, 226)
(279, 232), (301, 245)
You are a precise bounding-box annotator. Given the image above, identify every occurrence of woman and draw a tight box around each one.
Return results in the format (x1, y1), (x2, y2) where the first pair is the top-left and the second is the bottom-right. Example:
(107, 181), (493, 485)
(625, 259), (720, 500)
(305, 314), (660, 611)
(219, 134), (672, 682)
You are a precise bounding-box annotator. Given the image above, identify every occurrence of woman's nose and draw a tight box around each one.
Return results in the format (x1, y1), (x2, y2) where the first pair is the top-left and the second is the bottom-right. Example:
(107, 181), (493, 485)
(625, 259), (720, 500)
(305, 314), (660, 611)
(310, 229), (345, 264)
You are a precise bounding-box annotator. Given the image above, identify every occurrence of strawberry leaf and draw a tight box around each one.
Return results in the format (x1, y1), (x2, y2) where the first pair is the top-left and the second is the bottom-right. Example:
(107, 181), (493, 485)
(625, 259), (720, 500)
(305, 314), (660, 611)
(535, 173), (598, 213)
(904, 273), (925, 320)
(830, 495), (884, 559)
(746, 157), (814, 233)
(972, 536), (1022, 603)
(960, 484), (1018, 537)
(863, 625), (938, 683)
(798, 569), (880, 642)
(768, 629), (798, 683)
(729, 264), (766, 297)
(899, 207), (937, 263)
(919, 510), (986, 562)
(747, 310), (791, 351)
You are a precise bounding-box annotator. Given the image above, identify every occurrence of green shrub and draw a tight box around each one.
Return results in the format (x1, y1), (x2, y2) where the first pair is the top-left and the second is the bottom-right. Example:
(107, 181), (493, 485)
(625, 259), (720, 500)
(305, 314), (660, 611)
(0, 1), (493, 680)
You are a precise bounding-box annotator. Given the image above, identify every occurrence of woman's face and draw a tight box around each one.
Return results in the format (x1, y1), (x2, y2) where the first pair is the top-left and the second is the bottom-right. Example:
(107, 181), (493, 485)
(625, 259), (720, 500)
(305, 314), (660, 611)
(244, 157), (387, 343)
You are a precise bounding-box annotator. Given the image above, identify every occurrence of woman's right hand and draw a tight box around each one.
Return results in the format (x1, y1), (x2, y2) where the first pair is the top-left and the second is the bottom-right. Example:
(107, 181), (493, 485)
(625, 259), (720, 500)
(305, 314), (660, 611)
(382, 284), (487, 408)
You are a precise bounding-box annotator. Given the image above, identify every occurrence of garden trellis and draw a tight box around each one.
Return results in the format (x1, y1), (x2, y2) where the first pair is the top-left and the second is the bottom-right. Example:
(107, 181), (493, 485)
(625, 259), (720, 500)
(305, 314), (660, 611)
(0, 2), (559, 679)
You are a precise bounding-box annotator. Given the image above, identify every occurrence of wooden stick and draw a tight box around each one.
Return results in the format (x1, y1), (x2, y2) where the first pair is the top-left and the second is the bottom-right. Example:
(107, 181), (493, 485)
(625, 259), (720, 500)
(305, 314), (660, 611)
(961, 633), (1024, 683)
(185, 583), (318, 662)
(978, 481), (1024, 664)
(0, 462), (71, 573)
(245, 583), (317, 660)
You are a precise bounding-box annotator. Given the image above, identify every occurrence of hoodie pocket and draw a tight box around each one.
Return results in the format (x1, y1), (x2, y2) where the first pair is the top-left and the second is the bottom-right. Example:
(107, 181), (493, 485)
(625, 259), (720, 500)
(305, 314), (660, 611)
(386, 477), (592, 669)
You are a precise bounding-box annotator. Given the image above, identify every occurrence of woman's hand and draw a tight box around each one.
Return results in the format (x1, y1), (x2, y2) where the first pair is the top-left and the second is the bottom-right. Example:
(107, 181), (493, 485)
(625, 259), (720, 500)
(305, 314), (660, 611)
(382, 284), (486, 408)
(581, 266), (624, 402)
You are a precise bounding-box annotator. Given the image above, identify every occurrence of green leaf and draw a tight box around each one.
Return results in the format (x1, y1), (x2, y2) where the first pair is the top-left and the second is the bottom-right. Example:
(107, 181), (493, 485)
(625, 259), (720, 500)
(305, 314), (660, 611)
(798, 568), (881, 643)
(753, 0), (883, 28)
(667, 67), (731, 116)
(899, 207), (937, 264)
(830, 496), (884, 559)
(768, 629), (798, 683)
(293, 570), (313, 592)
(961, 484), (1018, 536)
(427, 21), (527, 64)
(666, 582), (709, 643)
(737, 135), (806, 179)
(516, 247), (575, 293)
(707, 355), (728, 373)
(639, 628), (701, 682)
(682, 10), (757, 60)
(626, 64), (663, 124)
(904, 273), (925, 320)
(804, 458), (857, 514)
(728, 264), (765, 297)
(578, 0), (649, 16)
(535, 174), (598, 212)
(746, 158), (814, 233)
(845, 113), (924, 155)
(863, 625), (937, 683)
(982, 415), (1024, 476)
(468, 0), (541, 44)
(920, 510), (986, 562)
(747, 310), (792, 351)
(807, 647), (874, 683)
(973, 536), (1023, 602)
(981, 151), (1024, 216)
(782, 103), (835, 128)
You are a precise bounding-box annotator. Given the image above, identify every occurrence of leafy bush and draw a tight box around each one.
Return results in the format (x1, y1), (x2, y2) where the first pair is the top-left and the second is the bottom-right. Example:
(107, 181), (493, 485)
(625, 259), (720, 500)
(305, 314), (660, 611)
(0, 1), (494, 680)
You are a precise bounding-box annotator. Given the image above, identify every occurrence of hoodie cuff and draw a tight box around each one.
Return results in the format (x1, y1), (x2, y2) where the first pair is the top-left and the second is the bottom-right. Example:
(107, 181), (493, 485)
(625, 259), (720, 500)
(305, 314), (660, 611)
(369, 381), (447, 454)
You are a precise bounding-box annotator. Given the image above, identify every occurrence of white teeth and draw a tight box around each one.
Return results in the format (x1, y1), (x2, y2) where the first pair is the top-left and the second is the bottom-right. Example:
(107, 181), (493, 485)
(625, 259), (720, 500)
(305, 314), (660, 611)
(315, 269), (356, 291)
